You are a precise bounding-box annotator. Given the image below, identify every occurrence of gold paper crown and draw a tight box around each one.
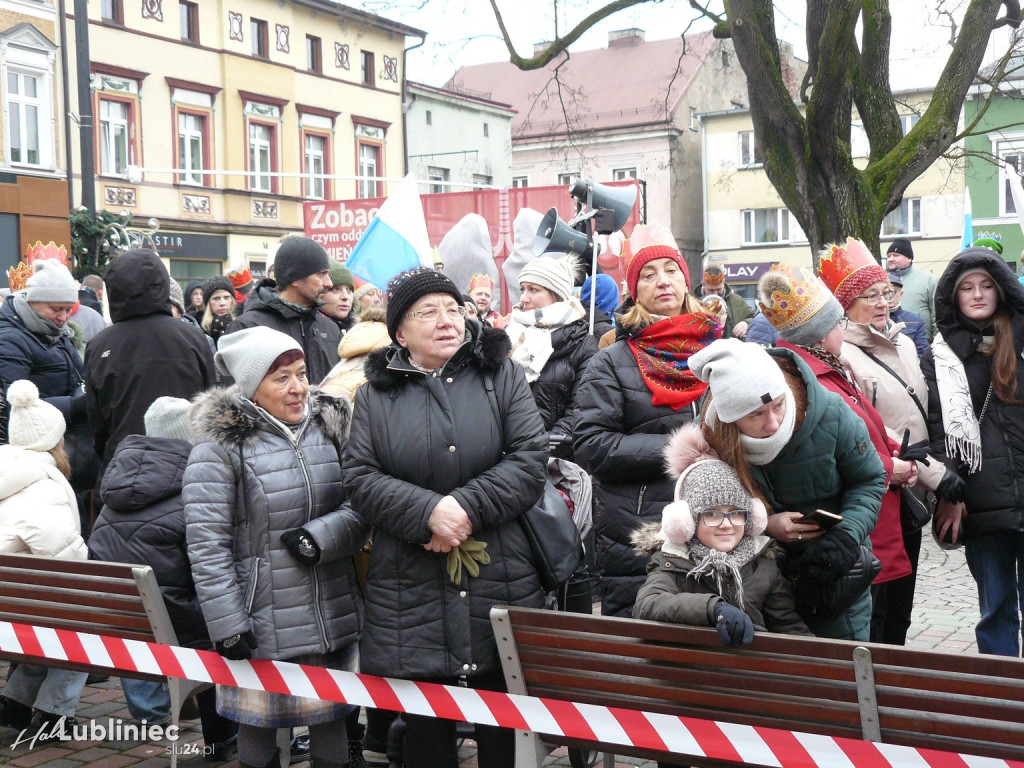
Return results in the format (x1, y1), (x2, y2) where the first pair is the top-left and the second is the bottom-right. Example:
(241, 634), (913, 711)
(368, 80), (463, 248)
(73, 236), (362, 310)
(758, 263), (833, 332)
(227, 267), (252, 289)
(702, 267), (725, 286)
(469, 274), (493, 292)
(25, 241), (69, 267)
(816, 237), (886, 308)
(7, 261), (33, 292)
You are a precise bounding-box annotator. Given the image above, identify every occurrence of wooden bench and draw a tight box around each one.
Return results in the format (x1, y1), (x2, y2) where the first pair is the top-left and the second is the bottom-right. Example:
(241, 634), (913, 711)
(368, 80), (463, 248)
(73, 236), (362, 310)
(491, 606), (1024, 768)
(0, 553), (211, 767)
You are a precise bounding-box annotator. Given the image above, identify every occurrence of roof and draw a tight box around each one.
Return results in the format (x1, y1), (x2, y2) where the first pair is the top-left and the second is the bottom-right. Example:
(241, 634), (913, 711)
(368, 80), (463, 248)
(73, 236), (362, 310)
(293, 0), (426, 39)
(407, 81), (517, 114)
(446, 31), (717, 140)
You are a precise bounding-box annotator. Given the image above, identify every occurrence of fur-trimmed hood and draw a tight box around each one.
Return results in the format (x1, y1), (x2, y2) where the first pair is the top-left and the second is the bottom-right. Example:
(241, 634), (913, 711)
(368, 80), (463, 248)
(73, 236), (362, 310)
(188, 386), (351, 448)
(364, 320), (512, 393)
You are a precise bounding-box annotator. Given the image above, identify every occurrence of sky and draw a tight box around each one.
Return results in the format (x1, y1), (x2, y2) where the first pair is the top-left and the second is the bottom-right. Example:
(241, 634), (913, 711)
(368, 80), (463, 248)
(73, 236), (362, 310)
(350, 0), (1017, 91)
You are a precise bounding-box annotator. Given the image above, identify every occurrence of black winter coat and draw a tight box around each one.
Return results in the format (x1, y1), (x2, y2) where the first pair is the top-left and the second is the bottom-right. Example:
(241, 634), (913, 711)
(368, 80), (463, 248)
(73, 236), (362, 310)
(84, 256), (216, 469)
(343, 323), (548, 680)
(922, 248), (1024, 540)
(227, 280), (340, 385)
(529, 318), (598, 456)
(89, 435), (210, 649)
(573, 327), (700, 618)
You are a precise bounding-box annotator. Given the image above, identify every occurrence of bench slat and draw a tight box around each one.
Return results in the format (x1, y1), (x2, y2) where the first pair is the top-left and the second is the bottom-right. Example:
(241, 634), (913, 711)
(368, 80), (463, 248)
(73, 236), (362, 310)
(0, 603), (156, 635)
(0, 566), (141, 596)
(0, 583), (149, 614)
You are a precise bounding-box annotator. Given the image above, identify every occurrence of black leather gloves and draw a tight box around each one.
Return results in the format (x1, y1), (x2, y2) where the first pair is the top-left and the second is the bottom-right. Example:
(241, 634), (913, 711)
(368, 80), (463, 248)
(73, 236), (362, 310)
(897, 431), (931, 465)
(216, 630), (257, 660)
(937, 469), (967, 504)
(713, 602), (754, 648)
(281, 528), (321, 566)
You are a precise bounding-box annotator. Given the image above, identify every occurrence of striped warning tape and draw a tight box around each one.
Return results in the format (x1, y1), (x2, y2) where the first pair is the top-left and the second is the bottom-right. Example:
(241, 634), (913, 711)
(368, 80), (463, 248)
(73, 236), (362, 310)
(1, 620), (1021, 768)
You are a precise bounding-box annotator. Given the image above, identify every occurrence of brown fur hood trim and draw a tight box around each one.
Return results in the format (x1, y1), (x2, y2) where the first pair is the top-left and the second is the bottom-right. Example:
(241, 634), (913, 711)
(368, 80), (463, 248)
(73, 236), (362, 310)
(188, 386), (351, 448)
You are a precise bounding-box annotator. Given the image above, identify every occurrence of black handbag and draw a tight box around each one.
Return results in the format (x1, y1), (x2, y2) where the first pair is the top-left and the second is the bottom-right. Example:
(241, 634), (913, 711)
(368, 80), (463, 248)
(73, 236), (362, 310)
(821, 545), (882, 621)
(899, 486), (932, 533)
(519, 481), (582, 592)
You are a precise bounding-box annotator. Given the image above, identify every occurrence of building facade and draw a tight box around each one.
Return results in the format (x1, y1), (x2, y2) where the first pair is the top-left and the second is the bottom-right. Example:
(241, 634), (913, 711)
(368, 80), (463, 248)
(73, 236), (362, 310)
(0, 0), (69, 275)
(701, 91), (964, 301)
(64, 0), (422, 282)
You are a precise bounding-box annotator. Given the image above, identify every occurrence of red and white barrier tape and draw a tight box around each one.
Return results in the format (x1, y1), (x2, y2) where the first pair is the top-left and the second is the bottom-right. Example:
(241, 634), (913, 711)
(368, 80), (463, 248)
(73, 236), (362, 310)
(1, 620), (1020, 768)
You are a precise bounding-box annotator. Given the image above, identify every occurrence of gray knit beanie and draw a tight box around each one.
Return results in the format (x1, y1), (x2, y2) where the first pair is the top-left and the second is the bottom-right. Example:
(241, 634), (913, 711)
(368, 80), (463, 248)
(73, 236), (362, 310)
(688, 338), (788, 424)
(144, 397), (192, 443)
(25, 261), (78, 304)
(517, 255), (578, 302)
(215, 327), (303, 398)
(661, 460), (755, 546)
(757, 267), (844, 347)
(274, 237), (330, 288)
(168, 280), (186, 315)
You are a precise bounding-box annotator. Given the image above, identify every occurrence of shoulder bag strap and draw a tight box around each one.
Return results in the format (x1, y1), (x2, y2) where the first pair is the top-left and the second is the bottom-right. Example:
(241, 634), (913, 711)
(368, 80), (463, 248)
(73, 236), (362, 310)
(858, 347), (928, 425)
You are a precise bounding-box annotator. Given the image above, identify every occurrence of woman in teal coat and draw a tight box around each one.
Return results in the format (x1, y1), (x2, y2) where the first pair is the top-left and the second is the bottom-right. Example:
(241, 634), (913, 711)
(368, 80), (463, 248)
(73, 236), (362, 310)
(690, 338), (884, 640)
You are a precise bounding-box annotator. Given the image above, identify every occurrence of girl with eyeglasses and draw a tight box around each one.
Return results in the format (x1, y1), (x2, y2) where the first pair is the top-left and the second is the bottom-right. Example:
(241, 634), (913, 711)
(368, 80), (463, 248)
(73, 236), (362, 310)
(632, 425), (810, 647)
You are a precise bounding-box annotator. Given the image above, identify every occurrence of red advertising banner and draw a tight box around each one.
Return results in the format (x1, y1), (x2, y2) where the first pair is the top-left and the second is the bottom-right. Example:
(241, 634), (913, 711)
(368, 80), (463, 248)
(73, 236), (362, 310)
(302, 181), (641, 288)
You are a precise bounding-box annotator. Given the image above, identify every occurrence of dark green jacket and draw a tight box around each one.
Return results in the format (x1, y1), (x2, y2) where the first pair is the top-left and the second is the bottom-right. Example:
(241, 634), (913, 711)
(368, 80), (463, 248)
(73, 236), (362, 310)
(750, 348), (885, 640)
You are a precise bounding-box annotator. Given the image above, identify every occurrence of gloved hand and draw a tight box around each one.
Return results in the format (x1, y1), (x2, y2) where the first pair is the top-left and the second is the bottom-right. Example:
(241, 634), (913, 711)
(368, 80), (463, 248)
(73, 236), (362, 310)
(713, 602), (754, 648)
(69, 392), (89, 426)
(937, 468), (967, 504)
(281, 528), (321, 566)
(897, 430), (931, 465)
(216, 630), (257, 660)
(797, 527), (860, 583)
(548, 432), (571, 457)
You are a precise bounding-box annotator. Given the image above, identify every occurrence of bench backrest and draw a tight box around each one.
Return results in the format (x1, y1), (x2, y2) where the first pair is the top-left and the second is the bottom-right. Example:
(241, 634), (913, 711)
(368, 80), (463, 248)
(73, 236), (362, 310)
(492, 606), (1024, 762)
(0, 552), (178, 681)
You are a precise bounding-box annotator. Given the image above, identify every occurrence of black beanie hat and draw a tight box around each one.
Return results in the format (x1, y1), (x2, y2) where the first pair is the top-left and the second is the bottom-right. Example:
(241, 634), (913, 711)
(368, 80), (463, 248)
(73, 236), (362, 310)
(887, 237), (914, 260)
(202, 275), (235, 306)
(275, 236), (330, 287)
(386, 267), (464, 342)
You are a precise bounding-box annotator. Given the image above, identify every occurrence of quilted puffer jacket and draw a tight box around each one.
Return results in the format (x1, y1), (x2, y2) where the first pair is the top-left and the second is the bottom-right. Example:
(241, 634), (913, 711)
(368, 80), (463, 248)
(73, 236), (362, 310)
(528, 318), (598, 456)
(184, 388), (367, 660)
(342, 322), (548, 680)
(572, 324), (701, 618)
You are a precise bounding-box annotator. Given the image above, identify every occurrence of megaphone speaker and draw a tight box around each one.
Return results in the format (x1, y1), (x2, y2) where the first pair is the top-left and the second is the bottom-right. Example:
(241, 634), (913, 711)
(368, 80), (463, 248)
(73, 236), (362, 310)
(569, 179), (637, 233)
(535, 207), (590, 256)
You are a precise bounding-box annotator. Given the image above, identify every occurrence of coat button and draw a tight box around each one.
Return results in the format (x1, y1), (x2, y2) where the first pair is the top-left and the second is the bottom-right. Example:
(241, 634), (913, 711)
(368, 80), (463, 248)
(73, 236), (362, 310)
(449, 445), (456, 452)
(463, 663), (470, 670)
(459, 591), (467, 598)
(471, 664), (478, 671)
(446, 377), (453, 383)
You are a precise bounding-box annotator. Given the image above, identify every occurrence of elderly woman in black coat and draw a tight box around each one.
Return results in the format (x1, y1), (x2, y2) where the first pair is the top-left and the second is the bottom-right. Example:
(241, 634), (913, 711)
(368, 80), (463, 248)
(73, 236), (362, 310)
(343, 268), (548, 768)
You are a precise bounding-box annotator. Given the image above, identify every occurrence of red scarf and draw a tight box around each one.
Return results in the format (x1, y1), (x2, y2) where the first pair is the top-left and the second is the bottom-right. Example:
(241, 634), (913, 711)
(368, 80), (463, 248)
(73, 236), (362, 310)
(627, 313), (721, 410)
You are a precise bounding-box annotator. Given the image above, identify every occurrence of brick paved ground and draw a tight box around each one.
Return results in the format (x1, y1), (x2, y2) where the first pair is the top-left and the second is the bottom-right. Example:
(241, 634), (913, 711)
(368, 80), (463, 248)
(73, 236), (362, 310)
(0, 535), (985, 768)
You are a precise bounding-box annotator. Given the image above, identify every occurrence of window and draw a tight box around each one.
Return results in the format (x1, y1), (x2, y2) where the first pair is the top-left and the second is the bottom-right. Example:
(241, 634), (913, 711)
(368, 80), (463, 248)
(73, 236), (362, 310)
(739, 131), (763, 166)
(483, 122), (489, 137)
(689, 106), (698, 131)
(180, 1), (199, 42)
(304, 133), (327, 199)
(427, 166), (449, 194)
(7, 71), (42, 166)
(251, 19), (268, 58)
(102, 0), (123, 24)
(900, 114), (919, 136)
(472, 174), (492, 187)
(613, 168), (637, 181)
(358, 142), (381, 198)
(557, 173), (575, 186)
(98, 97), (130, 175)
(999, 142), (1024, 217)
(882, 197), (922, 236)
(512, 176), (528, 188)
(178, 112), (205, 185)
(742, 208), (791, 245)
(249, 122), (274, 192)
(306, 35), (322, 73)
(425, 110), (432, 126)
(361, 50), (374, 86)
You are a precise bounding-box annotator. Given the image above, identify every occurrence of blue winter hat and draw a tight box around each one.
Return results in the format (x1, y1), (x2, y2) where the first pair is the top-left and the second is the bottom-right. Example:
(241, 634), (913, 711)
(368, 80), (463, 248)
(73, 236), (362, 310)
(580, 274), (620, 315)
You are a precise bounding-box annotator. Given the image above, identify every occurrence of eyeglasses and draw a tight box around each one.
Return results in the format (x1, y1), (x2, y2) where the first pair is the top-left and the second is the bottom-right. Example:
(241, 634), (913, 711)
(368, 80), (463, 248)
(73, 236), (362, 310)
(854, 289), (895, 304)
(405, 306), (468, 322)
(699, 509), (749, 527)
(839, 317), (850, 330)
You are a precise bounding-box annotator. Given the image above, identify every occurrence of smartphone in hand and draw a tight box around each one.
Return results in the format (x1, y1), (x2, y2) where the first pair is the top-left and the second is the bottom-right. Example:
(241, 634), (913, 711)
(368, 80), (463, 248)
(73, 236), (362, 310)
(795, 509), (843, 530)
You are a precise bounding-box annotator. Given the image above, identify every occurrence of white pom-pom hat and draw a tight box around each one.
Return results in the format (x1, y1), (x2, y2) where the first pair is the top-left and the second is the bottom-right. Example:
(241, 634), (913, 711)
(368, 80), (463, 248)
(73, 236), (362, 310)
(6, 380), (66, 452)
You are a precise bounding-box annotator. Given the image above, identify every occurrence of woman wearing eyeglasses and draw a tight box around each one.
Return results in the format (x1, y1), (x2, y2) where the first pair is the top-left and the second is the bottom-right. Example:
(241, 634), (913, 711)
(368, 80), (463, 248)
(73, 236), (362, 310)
(342, 268), (548, 768)
(819, 239), (945, 646)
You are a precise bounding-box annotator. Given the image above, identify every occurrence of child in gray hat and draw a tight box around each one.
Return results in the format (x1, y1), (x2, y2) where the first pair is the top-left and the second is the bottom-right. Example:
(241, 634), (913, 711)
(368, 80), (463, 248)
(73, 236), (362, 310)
(632, 422), (809, 646)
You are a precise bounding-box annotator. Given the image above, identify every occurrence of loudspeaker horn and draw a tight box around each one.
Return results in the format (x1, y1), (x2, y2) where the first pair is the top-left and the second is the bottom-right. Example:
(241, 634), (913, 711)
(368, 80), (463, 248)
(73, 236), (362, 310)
(535, 207), (591, 256)
(569, 179), (637, 232)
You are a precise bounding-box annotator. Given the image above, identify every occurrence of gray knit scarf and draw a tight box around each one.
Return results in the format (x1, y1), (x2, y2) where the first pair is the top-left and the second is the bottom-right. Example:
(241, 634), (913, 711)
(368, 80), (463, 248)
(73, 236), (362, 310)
(11, 294), (69, 344)
(686, 535), (757, 609)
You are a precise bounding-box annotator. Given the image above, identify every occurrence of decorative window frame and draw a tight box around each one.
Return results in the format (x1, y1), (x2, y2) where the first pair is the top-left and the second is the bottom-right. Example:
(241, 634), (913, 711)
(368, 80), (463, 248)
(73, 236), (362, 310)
(173, 105), (213, 187)
(92, 66), (145, 180)
(0, 24), (58, 171)
(992, 133), (1024, 219)
(301, 127), (332, 200)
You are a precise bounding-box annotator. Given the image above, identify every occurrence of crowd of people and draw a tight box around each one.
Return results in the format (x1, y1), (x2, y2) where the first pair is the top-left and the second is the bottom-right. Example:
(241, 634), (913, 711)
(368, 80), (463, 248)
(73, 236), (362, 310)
(0, 225), (1022, 768)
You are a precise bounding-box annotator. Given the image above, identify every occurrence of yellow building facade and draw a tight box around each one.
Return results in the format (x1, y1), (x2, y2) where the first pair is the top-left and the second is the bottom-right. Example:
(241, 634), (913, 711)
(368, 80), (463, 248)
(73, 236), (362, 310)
(701, 93), (964, 302)
(65, 0), (422, 282)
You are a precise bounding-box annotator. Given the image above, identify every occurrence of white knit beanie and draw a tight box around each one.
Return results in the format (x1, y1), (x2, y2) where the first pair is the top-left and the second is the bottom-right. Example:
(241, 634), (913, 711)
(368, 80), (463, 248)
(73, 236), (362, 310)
(144, 397), (192, 442)
(25, 261), (78, 304)
(518, 255), (577, 302)
(688, 338), (788, 424)
(6, 380), (65, 451)
(215, 327), (303, 398)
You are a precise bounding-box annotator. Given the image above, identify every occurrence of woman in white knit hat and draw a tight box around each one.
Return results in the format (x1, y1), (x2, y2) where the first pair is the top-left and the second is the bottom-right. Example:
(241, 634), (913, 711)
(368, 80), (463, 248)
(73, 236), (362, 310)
(0, 380), (89, 737)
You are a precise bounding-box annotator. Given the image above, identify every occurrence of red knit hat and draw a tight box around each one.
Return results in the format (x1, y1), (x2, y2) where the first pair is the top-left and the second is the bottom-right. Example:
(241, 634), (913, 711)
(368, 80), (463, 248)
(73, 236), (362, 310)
(817, 238), (889, 312)
(620, 223), (689, 300)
